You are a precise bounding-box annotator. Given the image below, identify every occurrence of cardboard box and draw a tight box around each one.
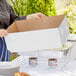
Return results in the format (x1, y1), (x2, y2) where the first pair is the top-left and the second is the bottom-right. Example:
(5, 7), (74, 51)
(5, 15), (70, 52)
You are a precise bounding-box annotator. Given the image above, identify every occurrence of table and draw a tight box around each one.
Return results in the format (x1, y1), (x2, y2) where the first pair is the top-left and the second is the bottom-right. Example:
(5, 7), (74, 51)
(12, 35), (76, 76)
(12, 55), (76, 76)
(69, 42), (76, 60)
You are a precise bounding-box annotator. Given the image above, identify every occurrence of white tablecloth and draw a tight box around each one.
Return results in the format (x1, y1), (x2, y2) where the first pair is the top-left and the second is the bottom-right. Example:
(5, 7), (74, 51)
(12, 37), (76, 76)
(12, 55), (76, 76)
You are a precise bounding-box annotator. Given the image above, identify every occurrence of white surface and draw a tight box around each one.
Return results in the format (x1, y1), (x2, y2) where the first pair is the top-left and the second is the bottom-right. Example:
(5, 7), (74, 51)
(11, 41), (76, 76)
(67, 34), (76, 60)
(12, 56), (76, 76)
(18, 50), (66, 58)
(38, 50), (64, 58)
(69, 42), (76, 60)
(0, 62), (19, 76)
(0, 62), (19, 69)
(59, 15), (70, 45)
(68, 34), (76, 41)
(18, 42), (72, 58)
(5, 15), (70, 52)
(5, 28), (62, 52)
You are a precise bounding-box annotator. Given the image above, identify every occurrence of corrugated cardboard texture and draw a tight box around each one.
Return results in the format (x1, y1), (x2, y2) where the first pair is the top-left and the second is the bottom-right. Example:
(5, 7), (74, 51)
(7, 14), (65, 33)
(7, 22), (17, 33)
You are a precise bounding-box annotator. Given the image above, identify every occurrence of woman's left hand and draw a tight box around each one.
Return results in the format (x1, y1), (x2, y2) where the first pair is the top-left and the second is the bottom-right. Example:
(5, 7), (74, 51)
(26, 13), (47, 19)
(0, 29), (8, 37)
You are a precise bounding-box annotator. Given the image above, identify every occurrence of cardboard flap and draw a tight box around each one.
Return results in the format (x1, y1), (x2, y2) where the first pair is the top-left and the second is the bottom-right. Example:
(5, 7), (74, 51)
(7, 14), (65, 33)
(7, 22), (18, 33)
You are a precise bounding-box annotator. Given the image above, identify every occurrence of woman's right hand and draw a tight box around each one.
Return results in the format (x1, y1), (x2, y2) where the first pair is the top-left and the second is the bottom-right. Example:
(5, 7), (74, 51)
(0, 29), (8, 37)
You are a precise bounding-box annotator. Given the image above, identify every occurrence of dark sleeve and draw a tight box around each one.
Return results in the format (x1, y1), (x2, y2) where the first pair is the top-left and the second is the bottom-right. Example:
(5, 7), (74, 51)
(0, 26), (2, 29)
(0, 25), (3, 29)
(9, 5), (26, 24)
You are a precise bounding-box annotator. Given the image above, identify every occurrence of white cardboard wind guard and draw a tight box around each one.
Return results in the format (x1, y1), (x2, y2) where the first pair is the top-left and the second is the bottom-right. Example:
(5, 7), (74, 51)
(5, 15), (70, 52)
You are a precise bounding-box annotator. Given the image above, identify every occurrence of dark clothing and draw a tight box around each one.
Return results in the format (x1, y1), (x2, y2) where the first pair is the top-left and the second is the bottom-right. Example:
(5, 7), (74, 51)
(0, 0), (26, 61)
(0, 37), (11, 61)
(0, 0), (26, 29)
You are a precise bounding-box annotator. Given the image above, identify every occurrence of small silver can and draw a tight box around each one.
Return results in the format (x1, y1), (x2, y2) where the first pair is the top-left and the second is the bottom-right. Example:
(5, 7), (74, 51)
(48, 58), (57, 67)
(29, 57), (38, 66)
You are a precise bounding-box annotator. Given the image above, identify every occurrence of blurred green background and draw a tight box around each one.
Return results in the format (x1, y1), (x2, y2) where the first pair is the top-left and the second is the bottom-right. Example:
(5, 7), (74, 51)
(8, 0), (57, 16)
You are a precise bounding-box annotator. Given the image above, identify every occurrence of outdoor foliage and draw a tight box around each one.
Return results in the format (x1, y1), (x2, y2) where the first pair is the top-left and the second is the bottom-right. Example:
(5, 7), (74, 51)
(26, 0), (57, 16)
(10, 0), (57, 16)
(67, 0), (76, 5)
(60, 1), (76, 34)
(10, 0), (27, 16)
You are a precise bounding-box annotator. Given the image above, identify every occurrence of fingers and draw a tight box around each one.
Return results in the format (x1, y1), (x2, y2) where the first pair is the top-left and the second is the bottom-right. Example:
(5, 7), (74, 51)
(0, 29), (8, 37)
(26, 13), (47, 20)
(3, 30), (8, 35)
(34, 14), (40, 19)
(36, 13), (47, 19)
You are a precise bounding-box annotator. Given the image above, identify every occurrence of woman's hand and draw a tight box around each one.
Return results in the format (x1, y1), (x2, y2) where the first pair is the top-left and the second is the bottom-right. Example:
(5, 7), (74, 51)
(26, 13), (47, 19)
(0, 29), (8, 37)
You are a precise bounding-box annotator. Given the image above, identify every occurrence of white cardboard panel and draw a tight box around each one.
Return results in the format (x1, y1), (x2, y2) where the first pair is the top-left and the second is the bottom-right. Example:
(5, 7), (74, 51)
(59, 15), (70, 45)
(5, 28), (62, 52)
(38, 50), (64, 58)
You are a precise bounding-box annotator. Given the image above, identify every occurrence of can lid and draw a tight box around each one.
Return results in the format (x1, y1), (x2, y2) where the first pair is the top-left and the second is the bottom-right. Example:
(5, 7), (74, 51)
(48, 58), (57, 61)
(29, 57), (37, 59)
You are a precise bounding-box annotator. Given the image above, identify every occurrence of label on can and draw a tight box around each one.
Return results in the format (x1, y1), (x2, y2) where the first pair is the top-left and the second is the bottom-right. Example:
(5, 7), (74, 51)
(29, 57), (38, 66)
(48, 58), (57, 67)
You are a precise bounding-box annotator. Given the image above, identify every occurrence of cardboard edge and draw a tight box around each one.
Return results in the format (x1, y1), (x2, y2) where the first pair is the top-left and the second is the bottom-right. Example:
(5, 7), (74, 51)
(7, 14), (66, 33)
(7, 22), (18, 33)
(48, 14), (65, 27)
